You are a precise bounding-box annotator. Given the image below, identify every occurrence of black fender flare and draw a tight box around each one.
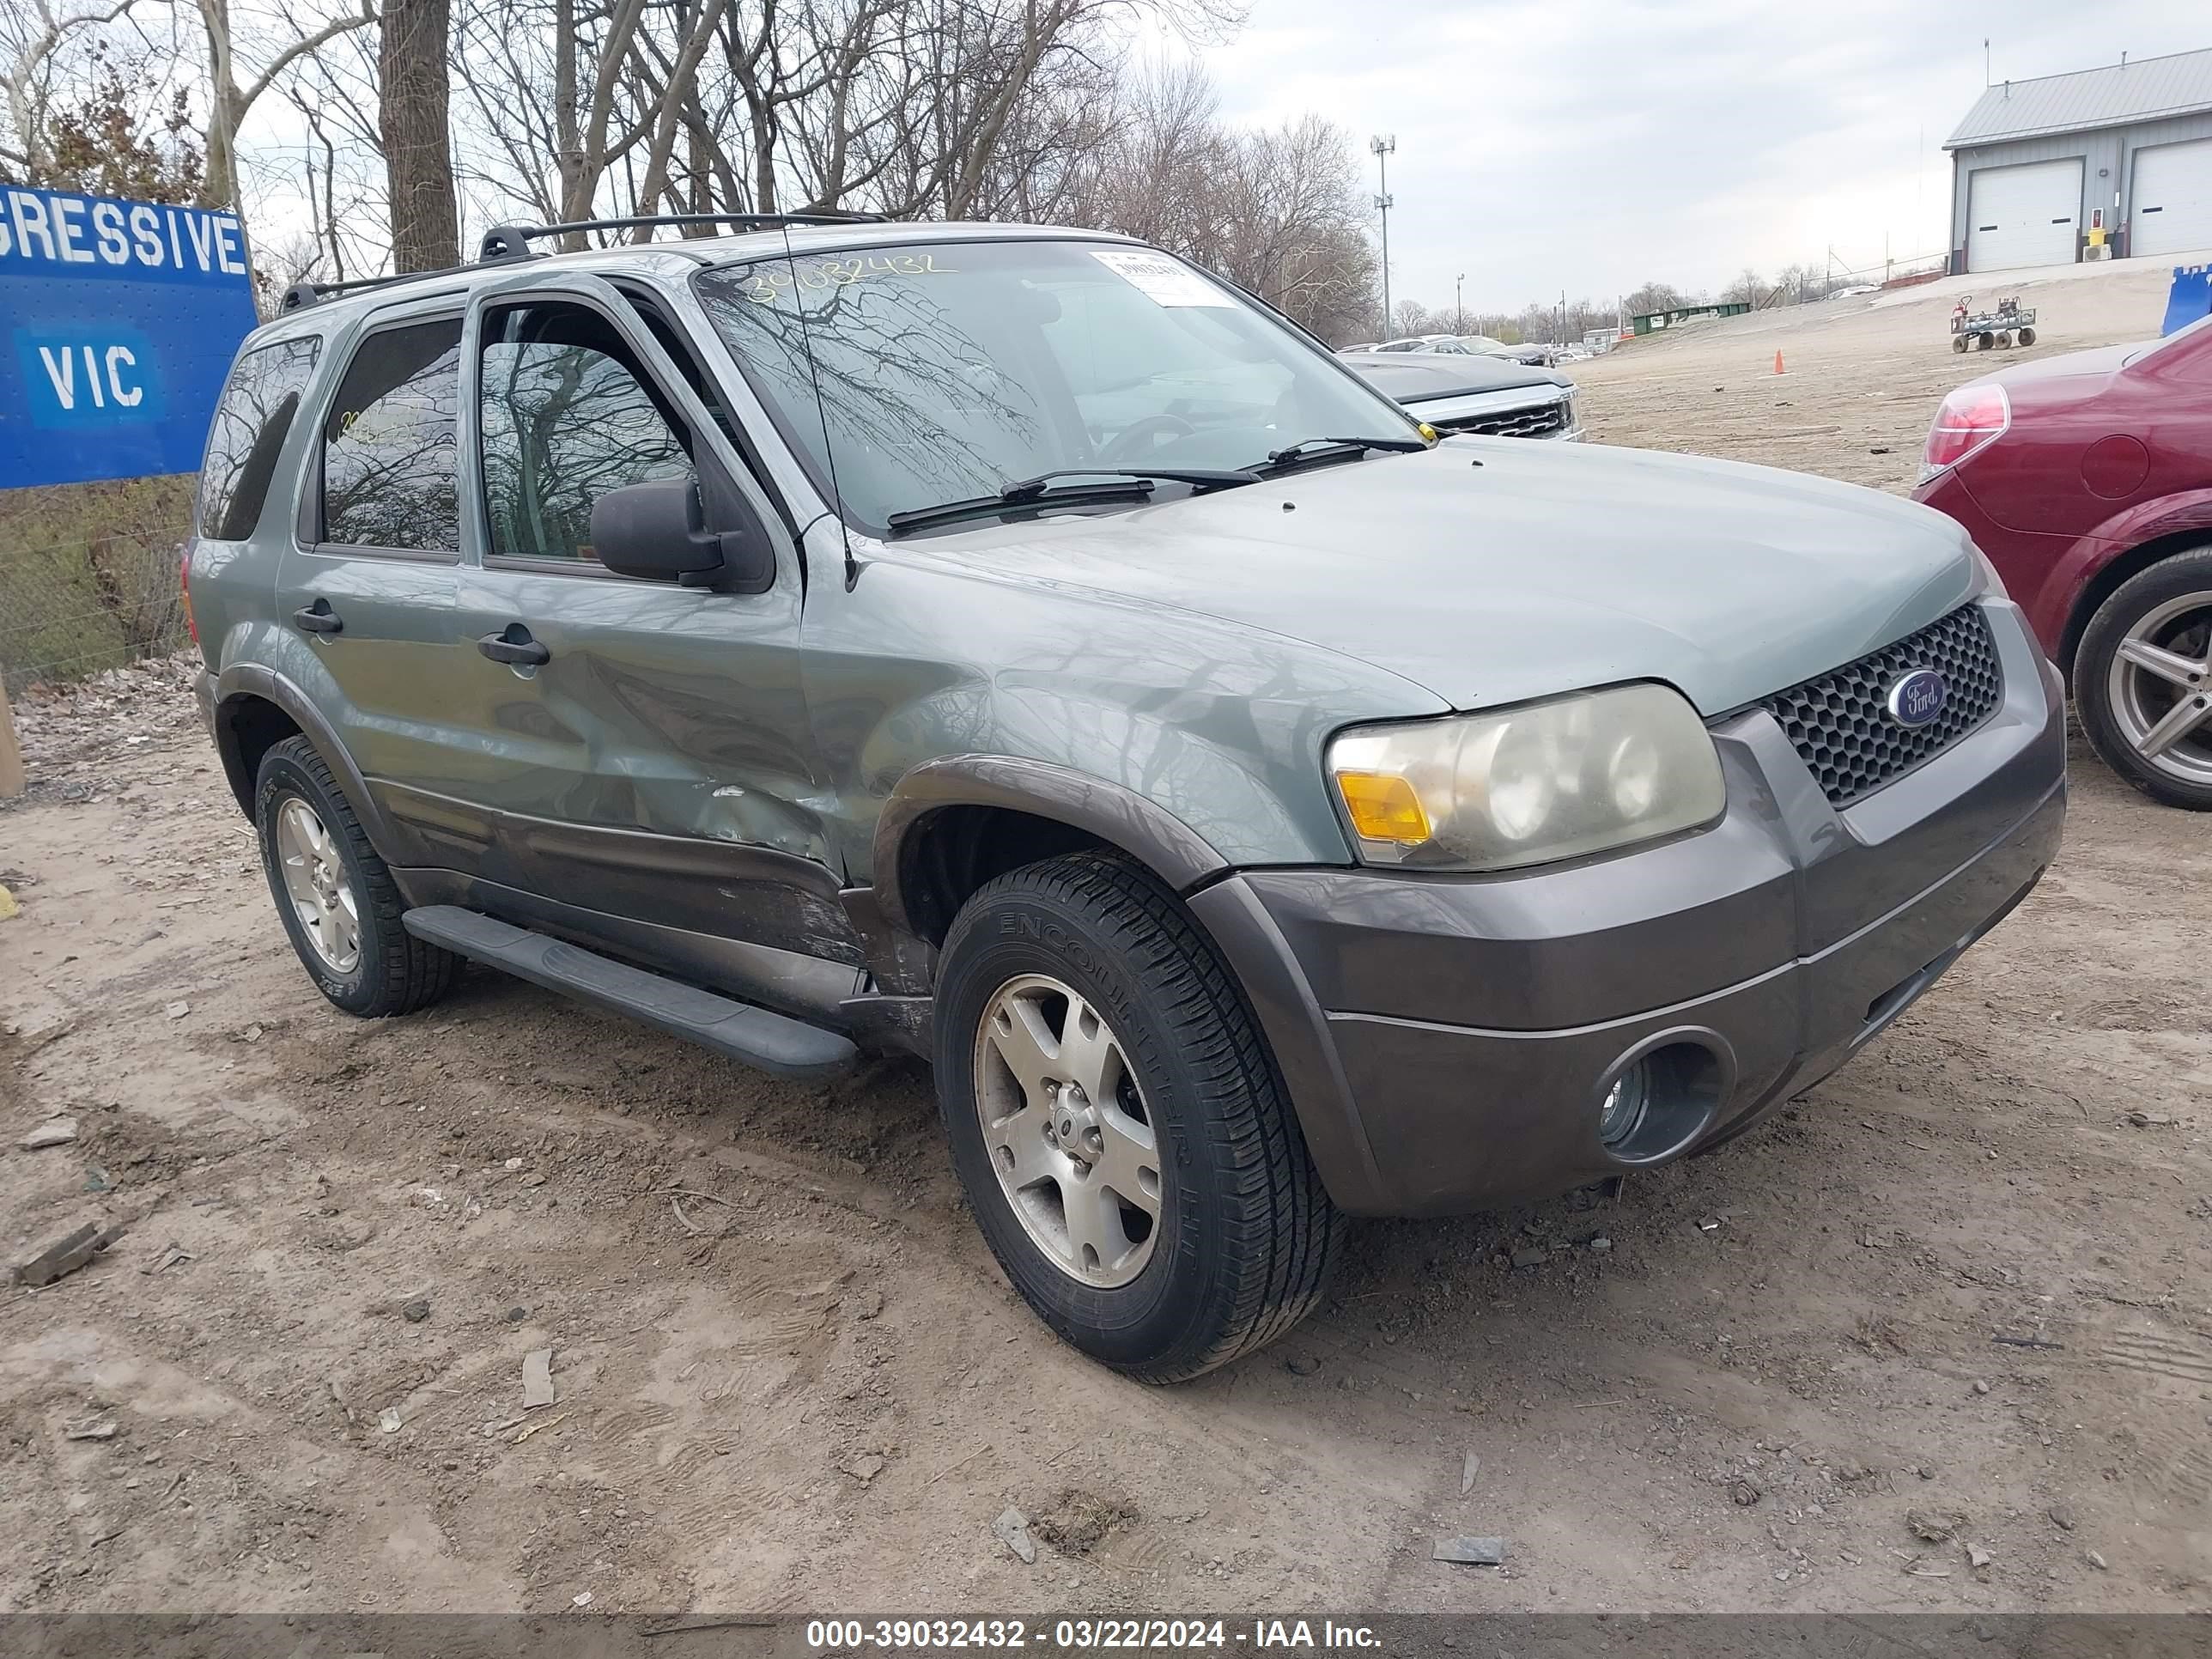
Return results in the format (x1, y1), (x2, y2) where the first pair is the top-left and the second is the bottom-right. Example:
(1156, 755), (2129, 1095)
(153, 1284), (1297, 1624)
(868, 754), (1230, 942)
(866, 754), (1388, 1213)
(211, 663), (401, 856)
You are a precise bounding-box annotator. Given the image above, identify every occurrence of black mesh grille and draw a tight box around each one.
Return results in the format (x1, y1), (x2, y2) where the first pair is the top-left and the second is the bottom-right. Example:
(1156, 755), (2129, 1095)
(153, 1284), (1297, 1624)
(1759, 605), (2003, 806)
(1428, 399), (1568, 439)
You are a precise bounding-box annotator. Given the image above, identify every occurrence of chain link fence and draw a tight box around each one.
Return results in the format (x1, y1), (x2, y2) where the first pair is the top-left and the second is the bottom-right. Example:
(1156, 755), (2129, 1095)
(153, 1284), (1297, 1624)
(1, 479), (197, 695)
(1, 526), (193, 694)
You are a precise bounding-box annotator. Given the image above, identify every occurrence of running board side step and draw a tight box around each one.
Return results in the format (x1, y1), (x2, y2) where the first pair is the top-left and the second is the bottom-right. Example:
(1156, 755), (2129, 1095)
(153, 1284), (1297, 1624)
(401, 905), (859, 1081)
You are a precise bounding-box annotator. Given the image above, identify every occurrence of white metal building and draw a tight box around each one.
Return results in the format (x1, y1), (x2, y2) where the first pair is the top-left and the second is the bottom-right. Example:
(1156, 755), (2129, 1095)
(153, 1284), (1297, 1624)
(1946, 46), (2212, 273)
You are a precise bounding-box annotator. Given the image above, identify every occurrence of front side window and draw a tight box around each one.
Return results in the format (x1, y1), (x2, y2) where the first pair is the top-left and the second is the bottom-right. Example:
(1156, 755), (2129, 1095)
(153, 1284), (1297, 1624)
(198, 336), (320, 541)
(320, 319), (463, 552)
(477, 301), (695, 563)
(693, 240), (1413, 534)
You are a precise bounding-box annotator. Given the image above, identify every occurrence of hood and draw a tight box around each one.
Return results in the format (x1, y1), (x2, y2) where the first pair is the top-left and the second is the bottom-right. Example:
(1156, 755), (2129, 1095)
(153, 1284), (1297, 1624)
(878, 441), (1979, 717)
(1340, 351), (1565, 400)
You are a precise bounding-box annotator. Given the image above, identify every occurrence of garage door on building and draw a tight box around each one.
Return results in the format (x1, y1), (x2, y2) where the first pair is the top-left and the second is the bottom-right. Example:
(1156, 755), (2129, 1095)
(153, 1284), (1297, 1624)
(1967, 158), (2083, 272)
(2132, 137), (2212, 258)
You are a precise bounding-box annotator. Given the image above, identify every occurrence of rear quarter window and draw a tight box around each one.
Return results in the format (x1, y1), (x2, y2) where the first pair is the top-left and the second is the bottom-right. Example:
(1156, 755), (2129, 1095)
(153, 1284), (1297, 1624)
(319, 319), (465, 552)
(197, 337), (322, 542)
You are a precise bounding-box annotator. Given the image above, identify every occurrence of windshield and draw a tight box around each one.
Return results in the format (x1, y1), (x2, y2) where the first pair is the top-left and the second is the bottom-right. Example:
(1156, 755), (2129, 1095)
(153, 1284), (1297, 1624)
(693, 240), (1416, 534)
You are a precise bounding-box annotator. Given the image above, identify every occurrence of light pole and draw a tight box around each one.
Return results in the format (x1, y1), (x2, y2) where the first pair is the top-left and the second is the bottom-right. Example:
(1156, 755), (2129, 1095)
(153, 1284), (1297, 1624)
(1370, 134), (1396, 337)
(1455, 272), (1465, 333)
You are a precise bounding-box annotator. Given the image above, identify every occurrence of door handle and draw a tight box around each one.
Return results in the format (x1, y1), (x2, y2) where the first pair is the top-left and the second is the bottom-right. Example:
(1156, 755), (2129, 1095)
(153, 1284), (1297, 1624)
(477, 626), (550, 667)
(293, 601), (343, 635)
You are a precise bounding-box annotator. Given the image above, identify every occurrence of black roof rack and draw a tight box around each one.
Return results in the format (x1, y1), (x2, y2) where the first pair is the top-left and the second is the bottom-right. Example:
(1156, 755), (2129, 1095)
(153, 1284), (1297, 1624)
(278, 208), (894, 312)
(277, 268), (465, 313)
(477, 210), (890, 262)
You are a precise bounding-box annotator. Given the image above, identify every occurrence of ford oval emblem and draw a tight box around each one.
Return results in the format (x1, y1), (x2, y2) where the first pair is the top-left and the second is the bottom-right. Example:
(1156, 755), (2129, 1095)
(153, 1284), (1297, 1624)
(1885, 669), (1948, 727)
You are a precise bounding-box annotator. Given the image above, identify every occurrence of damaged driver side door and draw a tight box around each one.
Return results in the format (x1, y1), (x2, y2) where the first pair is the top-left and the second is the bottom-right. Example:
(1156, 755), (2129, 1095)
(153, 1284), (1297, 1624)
(430, 270), (862, 1016)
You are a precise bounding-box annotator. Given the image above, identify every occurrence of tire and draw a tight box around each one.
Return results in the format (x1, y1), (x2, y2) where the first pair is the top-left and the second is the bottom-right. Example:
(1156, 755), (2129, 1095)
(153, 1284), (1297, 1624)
(933, 851), (1342, 1381)
(1952, 333), (1968, 354)
(2073, 549), (2212, 810)
(2018, 325), (2037, 347)
(254, 736), (461, 1013)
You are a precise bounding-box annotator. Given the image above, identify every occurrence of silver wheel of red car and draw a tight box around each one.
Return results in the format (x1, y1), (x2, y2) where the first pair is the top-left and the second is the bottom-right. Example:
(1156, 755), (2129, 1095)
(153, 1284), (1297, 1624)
(2106, 593), (2212, 783)
(2076, 550), (2212, 811)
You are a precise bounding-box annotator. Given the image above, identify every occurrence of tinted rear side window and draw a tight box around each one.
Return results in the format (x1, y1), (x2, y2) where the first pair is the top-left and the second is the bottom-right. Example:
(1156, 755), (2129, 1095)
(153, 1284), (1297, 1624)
(198, 337), (321, 542)
(320, 319), (464, 551)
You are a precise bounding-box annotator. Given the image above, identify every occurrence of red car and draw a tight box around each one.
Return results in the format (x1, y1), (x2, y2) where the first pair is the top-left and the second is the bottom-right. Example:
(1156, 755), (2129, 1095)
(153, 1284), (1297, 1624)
(1913, 313), (2212, 809)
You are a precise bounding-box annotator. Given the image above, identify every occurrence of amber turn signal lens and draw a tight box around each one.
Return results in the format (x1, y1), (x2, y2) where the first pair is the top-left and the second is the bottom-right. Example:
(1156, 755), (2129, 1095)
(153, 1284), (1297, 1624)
(1335, 770), (1431, 843)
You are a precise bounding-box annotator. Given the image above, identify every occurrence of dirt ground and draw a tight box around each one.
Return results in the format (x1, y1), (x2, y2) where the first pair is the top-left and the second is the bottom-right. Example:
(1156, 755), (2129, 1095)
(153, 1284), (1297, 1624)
(3, 260), (2208, 1618)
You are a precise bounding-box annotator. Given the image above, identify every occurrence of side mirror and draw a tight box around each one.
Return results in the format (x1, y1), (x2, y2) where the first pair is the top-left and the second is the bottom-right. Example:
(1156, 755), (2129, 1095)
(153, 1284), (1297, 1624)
(588, 473), (775, 593)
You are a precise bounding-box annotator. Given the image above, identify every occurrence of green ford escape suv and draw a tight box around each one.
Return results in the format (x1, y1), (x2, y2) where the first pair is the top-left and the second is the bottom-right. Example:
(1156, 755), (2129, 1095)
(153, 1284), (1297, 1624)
(187, 216), (2066, 1381)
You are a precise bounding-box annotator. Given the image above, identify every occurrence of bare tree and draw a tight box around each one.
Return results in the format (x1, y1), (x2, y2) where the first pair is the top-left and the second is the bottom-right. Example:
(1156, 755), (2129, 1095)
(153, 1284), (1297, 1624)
(272, 39), (392, 279)
(1022, 60), (1377, 342)
(1722, 266), (1766, 307)
(190, 0), (374, 214)
(5, 36), (202, 198)
(377, 0), (457, 268)
(0, 0), (138, 178)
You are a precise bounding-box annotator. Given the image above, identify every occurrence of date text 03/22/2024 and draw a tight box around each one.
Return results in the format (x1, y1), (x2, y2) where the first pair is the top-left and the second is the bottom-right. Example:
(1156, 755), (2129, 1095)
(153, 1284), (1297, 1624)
(804, 1619), (1383, 1651)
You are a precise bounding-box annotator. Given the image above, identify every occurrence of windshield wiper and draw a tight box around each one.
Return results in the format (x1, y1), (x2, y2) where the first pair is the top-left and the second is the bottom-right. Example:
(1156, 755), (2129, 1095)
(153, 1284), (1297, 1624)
(883, 466), (1260, 536)
(1251, 434), (1431, 476)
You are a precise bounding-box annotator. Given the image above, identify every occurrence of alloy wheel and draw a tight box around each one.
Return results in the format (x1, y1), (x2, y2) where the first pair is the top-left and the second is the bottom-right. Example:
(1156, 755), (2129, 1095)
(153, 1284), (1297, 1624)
(2106, 592), (2212, 788)
(971, 973), (1162, 1287)
(276, 797), (362, 973)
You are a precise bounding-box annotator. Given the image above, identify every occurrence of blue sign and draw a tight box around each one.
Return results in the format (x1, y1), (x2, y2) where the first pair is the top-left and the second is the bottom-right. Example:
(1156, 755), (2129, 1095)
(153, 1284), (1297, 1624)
(2163, 264), (2210, 337)
(0, 185), (258, 489)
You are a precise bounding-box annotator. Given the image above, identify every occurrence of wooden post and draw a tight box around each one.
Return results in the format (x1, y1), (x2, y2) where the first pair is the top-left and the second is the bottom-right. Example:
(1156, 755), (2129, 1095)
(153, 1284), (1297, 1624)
(0, 675), (25, 799)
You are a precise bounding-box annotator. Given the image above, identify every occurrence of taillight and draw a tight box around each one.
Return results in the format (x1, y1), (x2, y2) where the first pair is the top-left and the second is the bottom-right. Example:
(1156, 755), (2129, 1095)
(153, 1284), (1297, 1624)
(1921, 383), (2009, 480)
(181, 539), (199, 644)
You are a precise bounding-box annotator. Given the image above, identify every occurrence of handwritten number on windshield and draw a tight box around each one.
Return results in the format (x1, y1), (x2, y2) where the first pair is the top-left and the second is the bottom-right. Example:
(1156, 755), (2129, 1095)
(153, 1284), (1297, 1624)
(741, 252), (959, 306)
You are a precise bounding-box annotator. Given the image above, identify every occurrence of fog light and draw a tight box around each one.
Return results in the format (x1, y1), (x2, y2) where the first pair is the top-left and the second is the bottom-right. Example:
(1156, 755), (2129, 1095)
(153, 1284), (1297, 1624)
(1599, 1060), (1652, 1147)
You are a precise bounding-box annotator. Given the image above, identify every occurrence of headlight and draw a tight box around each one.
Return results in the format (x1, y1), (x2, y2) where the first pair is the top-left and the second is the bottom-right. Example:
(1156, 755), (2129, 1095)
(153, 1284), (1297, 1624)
(1327, 684), (1725, 872)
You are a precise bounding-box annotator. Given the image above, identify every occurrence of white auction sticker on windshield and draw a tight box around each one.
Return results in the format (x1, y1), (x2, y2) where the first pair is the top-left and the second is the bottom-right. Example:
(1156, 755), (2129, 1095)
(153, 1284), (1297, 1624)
(1090, 250), (1237, 307)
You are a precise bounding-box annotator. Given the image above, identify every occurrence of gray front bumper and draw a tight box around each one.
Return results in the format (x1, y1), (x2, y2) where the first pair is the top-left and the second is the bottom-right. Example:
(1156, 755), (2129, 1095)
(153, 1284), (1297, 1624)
(1193, 597), (2066, 1217)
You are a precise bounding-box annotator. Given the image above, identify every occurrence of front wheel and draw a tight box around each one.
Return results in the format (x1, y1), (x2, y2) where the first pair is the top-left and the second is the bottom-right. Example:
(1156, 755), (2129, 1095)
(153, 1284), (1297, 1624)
(933, 852), (1341, 1381)
(2074, 550), (2212, 810)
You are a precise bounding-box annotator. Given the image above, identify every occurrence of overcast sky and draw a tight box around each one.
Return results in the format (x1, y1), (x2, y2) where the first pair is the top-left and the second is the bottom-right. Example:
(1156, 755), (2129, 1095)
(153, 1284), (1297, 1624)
(1165, 0), (2207, 315)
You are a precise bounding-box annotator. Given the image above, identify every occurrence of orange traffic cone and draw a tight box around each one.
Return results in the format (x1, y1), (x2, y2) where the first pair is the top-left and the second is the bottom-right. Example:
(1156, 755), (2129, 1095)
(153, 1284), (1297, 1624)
(1773, 350), (1786, 374)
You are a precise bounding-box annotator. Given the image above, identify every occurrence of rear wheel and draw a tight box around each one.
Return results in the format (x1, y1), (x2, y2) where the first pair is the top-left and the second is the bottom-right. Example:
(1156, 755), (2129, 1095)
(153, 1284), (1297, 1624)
(933, 852), (1341, 1381)
(254, 737), (460, 1013)
(2018, 325), (2038, 347)
(2075, 550), (2212, 810)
